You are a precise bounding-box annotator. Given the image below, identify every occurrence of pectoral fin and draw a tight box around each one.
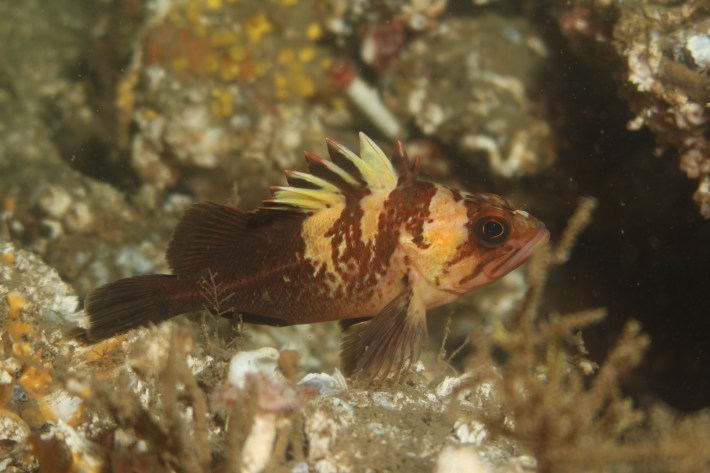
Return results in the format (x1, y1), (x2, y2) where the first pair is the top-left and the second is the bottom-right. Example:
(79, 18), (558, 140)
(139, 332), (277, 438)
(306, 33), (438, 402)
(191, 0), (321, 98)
(340, 286), (428, 379)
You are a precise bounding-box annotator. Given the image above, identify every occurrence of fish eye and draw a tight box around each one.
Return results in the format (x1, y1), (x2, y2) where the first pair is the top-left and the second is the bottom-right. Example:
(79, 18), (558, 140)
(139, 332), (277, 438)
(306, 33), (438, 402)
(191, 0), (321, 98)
(475, 216), (509, 246)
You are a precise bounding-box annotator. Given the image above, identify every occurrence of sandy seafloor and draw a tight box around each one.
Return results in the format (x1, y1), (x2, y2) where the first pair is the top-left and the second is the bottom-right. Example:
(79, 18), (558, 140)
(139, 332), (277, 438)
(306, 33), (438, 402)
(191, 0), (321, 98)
(1, 1), (710, 472)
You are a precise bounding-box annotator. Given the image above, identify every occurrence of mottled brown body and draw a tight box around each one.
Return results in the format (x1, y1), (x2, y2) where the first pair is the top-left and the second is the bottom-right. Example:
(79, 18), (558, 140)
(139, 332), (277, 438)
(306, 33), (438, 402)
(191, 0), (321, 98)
(83, 134), (548, 378)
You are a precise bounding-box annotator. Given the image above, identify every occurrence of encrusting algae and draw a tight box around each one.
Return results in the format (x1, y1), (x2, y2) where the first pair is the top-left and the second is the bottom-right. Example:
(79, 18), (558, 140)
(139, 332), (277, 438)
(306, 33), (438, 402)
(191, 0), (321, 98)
(80, 133), (549, 379)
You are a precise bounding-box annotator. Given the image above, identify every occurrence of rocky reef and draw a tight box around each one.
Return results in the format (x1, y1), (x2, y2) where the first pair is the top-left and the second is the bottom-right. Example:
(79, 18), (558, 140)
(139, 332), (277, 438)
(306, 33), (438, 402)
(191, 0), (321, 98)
(1, 0), (710, 471)
(539, 0), (710, 216)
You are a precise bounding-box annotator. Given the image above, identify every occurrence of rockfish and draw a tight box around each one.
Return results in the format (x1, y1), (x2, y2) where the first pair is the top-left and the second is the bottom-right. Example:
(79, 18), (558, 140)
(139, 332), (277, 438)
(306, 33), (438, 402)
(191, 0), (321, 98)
(82, 133), (549, 378)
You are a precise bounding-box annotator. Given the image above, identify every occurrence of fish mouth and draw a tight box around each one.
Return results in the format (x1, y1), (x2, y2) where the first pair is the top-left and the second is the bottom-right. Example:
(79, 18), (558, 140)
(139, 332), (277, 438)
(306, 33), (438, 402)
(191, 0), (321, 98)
(459, 227), (549, 291)
(487, 227), (550, 279)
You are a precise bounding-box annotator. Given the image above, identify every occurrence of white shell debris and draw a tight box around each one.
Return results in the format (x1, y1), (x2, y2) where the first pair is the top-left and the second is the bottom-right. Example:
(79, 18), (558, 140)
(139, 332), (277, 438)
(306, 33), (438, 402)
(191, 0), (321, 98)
(221, 348), (305, 473)
(454, 419), (488, 445)
(42, 389), (84, 424)
(435, 374), (474, 398)
(345, 77), (403, 140)
(242, 413), (280, 473)
(227, 347), (280, 388)
(687, 35), (710, 69)
(435, 447), (491, 473)
(38, 185), (72, 219)
(298, 368), (348, 395)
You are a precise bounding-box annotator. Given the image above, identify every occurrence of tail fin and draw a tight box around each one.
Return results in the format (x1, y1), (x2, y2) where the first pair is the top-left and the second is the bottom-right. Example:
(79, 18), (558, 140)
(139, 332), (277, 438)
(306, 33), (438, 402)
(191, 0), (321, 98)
(82, 274), (181, 341)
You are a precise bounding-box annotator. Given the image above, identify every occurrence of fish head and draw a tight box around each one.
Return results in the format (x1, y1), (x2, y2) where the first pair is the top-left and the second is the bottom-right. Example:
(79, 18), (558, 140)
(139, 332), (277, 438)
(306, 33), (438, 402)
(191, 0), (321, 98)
(403, 187), (548, 301)
(446, 192), (549, 293)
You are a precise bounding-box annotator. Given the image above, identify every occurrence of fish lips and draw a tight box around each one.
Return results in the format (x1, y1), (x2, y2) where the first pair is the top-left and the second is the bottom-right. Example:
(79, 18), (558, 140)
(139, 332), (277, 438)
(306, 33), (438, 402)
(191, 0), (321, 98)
(466, 226), (550, 289)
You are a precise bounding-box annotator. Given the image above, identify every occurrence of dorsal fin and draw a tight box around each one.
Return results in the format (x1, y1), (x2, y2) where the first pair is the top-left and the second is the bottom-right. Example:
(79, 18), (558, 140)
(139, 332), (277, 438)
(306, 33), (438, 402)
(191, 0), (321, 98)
(390, 140), (419, 187)
(268, 133), (414, 212)
(166, 202), (250, 275)
(166, 202), (305, 275)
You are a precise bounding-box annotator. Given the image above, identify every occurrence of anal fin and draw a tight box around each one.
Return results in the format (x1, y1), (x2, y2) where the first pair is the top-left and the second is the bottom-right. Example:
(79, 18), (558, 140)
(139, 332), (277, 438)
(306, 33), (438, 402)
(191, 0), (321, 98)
(340, 286), (428, 379)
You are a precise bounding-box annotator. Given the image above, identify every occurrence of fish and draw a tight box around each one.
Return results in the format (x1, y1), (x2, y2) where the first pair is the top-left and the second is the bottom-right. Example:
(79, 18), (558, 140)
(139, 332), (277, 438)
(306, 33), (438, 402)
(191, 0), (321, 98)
(81, 133), (549, 378)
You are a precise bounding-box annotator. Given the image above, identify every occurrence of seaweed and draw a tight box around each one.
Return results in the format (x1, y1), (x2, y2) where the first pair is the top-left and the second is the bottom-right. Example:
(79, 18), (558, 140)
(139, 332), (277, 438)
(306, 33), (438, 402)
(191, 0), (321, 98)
(455, 197), (710, 472)
(90, 328), (212, 473)
(198, 269), (245, 352)
(84, 327), (312, 473)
